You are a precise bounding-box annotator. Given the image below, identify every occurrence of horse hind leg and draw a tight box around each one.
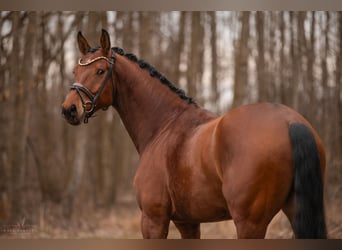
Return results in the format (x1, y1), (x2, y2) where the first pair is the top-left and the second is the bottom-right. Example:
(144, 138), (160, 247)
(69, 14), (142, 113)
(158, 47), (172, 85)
(227, 190), (276, 238)
(173, 221), (201, 239)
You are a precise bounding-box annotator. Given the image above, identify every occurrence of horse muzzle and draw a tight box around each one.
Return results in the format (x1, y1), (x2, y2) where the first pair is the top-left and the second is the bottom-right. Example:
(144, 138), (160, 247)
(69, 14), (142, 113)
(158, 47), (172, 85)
(61, 104), (82, 125)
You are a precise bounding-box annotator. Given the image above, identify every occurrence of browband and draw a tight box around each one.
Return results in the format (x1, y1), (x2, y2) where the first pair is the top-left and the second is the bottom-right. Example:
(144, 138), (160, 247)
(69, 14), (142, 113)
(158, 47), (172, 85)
(78, 56), (113, 66)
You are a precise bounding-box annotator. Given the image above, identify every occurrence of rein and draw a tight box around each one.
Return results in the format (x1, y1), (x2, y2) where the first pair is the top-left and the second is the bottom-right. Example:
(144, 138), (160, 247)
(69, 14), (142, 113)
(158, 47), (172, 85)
(70, 49), (115, 123)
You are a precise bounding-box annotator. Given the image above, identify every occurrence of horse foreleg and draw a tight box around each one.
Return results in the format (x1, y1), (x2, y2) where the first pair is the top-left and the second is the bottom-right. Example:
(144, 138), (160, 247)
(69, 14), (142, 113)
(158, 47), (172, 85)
(234, 219), (268, 239)
(173, 221), (201, 239)
(141, 212), (170, 239)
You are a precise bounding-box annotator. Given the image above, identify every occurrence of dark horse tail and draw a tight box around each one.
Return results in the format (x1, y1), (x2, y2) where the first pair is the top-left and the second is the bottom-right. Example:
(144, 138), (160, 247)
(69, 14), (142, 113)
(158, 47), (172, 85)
(289, 123), (327, 239)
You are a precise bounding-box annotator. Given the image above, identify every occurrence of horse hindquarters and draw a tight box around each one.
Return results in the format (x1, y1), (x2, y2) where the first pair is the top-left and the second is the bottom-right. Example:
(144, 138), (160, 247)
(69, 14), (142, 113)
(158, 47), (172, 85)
(288, 123), (327, 239)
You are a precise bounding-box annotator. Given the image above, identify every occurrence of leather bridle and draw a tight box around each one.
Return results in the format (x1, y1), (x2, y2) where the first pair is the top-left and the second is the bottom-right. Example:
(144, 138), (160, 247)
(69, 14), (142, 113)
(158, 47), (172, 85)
(70, 49), (115, 123)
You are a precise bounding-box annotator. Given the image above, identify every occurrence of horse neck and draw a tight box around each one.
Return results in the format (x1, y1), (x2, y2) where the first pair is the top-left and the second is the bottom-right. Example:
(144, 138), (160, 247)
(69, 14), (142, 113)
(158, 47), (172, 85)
(112, 55), (198, 153)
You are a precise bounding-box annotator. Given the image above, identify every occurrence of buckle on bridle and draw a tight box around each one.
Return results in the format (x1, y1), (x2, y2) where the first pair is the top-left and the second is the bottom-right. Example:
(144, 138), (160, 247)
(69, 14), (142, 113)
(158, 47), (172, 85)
(83, 100), (95, 114)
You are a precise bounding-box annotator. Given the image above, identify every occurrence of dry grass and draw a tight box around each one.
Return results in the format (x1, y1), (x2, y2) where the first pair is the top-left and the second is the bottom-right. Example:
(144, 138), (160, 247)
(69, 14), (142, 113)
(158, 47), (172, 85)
(1, 193), (341, 239)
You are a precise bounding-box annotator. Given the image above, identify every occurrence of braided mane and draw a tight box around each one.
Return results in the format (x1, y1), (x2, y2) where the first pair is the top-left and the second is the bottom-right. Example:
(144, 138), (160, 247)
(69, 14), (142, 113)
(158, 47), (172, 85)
(111, 47), (197, 106)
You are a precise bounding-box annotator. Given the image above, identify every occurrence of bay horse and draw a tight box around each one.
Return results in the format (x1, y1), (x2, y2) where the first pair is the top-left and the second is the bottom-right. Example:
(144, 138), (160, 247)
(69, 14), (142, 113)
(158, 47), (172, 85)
(61, 29), (327, 239)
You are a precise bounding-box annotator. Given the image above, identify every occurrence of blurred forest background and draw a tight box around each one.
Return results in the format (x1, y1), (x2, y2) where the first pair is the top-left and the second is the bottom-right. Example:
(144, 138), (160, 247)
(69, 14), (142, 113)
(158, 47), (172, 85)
(0, 11), (341, 238)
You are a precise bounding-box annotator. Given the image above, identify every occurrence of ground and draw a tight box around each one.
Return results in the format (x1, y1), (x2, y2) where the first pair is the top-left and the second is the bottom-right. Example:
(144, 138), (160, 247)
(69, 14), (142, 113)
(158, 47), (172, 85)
(2, 192), (341, 239)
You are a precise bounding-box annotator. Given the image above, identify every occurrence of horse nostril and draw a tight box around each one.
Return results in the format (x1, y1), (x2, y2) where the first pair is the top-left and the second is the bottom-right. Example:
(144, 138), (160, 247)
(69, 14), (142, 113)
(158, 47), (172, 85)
(70, 104), (77, 116)
(62, 107), (68, 117)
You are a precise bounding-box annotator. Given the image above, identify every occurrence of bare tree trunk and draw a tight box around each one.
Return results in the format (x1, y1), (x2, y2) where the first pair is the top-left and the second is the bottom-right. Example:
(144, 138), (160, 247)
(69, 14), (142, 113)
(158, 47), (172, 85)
(186, 12), (205, 103)
(33, 12), (63, 203)
(60, 12), (86, 218)
(279, 11), (294, 106)
(288, 12), (299, 109)
(267, 12), (277, 102)
(9, 11), (34, 223)
(117, 12), (134, 51)
(208, 11), (220, 112)
(321, 12), (330, 137)
(297, 11), (309, 115)
(334, 11), (342, 187)
(174, 11), (186, 85)
(232, 11), (250, 108)
(306, 12), (316, 121)
(336, 12), (342, 139)
(0, 12), (11, 222)
(139, 12), (154, 60)
(279, 12), (288, 105)
(256, 11), (267, 102)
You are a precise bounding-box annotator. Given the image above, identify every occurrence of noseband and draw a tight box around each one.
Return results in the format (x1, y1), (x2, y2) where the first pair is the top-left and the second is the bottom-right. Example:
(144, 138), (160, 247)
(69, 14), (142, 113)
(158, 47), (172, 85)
(70, 49), (115, 123)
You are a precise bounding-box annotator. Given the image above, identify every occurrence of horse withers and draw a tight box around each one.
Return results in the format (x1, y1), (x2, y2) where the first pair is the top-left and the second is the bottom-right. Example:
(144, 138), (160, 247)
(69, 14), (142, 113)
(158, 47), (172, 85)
(62, 29), (327, 239)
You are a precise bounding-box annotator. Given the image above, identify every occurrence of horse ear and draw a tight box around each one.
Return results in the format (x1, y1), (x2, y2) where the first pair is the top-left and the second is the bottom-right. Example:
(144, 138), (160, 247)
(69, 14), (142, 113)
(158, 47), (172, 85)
(77, 31), (91, 55)
(100, 29), (111, 56)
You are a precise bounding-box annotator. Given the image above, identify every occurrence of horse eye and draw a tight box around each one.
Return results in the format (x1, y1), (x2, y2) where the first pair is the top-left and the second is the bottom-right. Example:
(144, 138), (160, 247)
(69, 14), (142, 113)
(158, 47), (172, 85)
(97, 69), (105, 75)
